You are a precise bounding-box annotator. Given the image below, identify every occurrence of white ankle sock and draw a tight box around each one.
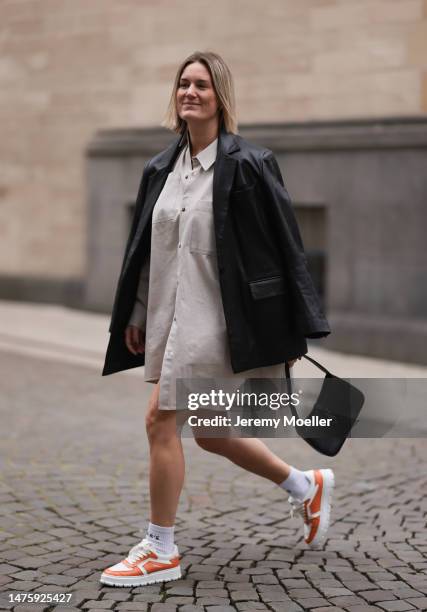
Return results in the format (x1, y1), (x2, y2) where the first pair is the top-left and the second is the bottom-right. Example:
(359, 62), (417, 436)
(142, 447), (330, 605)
(280, 467), (311, 501)
(146, 522), (175, 555)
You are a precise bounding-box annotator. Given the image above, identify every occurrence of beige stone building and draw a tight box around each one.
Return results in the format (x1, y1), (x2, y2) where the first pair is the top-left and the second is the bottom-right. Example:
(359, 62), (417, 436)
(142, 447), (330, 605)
(1, 0), (427, 362)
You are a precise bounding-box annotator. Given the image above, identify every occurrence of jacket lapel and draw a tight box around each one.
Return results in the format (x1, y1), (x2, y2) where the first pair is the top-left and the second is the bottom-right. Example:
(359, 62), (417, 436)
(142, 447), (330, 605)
(213, 123), (239, 242)
(122, 131), (186, 275)
(137, 130), (187, 235)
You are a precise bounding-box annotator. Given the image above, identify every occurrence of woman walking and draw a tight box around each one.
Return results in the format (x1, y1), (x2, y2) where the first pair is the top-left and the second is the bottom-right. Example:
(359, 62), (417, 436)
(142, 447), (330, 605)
(101, 51), (334, 587)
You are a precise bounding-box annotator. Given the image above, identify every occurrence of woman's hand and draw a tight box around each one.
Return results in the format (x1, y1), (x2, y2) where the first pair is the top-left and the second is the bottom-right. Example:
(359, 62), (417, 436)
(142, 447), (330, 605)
(125, 325), (146, 355)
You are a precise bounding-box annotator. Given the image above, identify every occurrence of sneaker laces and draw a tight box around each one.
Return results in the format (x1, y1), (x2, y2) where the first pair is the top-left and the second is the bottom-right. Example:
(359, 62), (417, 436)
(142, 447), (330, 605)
(127, 538), (154, 564)
(288, 496), (309, 524)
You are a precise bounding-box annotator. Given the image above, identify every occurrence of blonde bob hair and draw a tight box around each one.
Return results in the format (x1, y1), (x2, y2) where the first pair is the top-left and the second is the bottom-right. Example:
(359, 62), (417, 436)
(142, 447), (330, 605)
(162, 51), (238, 135)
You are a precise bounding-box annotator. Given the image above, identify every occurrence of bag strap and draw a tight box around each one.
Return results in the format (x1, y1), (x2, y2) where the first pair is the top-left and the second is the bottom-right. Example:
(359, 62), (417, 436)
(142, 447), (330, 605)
(285, 354), (331, 420)
(302, 354), (331, 376)
(284, 362), (299, 419)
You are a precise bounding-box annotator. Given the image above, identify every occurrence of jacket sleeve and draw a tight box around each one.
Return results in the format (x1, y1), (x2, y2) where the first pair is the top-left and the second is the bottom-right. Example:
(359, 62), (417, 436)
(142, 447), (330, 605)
(118, 160), (152, 280)
(127, 255), (150, 331)
(260, 150), (330, 339)
(108, 159), (152, 333)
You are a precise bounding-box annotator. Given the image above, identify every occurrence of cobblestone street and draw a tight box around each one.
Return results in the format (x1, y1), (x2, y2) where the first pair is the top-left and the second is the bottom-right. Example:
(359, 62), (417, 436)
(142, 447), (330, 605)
(1, 304), (427, 612)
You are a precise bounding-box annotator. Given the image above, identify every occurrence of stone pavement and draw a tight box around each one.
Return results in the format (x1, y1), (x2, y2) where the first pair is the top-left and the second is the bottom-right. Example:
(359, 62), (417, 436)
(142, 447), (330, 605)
(0, 300), (427, 612)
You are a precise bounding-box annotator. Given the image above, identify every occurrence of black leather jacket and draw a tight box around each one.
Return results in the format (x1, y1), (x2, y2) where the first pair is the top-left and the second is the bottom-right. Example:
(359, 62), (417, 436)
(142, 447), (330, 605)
(102, 122), (330, 376)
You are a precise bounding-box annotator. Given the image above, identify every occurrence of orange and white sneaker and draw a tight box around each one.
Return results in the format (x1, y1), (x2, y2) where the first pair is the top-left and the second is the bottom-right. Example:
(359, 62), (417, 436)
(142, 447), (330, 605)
(288, 469), (334, 548)
(100, 538), (181, 587)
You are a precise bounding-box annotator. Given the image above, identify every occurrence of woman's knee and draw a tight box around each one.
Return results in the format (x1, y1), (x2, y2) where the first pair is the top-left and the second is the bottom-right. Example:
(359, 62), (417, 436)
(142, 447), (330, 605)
(145, 384), (177, 446)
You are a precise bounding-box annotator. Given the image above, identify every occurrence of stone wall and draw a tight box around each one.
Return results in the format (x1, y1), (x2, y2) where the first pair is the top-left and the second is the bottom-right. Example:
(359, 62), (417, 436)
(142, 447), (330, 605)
(1, 0), (427, 286)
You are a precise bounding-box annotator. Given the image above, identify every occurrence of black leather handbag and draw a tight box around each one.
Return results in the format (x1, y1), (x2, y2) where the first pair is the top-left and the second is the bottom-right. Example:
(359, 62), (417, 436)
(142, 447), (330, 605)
(285, 355), (365, 456)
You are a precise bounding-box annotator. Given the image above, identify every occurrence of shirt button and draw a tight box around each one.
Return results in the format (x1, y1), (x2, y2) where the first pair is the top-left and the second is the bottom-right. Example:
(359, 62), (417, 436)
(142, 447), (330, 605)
(185, 175), (189, 179)
(181, 207), (186, 212)
(174, 317), (177, 322)
(178, 243), (182, 248)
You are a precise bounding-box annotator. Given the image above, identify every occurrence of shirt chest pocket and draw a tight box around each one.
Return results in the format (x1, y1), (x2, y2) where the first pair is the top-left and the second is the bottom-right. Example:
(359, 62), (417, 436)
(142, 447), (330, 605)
(152, 210), (179, 252)
(189, 199), (216, 255)
(151, 173), (180, 250)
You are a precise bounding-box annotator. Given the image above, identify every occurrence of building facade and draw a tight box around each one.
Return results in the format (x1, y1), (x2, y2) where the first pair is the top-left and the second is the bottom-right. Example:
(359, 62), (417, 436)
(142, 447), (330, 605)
(1, 0), (427, 362)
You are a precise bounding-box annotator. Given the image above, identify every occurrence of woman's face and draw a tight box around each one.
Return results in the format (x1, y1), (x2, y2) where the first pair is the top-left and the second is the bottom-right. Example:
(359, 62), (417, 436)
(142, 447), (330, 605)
(176, 61), (219, 126)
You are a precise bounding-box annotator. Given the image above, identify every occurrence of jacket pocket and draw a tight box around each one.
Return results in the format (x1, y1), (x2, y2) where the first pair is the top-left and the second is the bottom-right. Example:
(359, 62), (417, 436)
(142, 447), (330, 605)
(248, 275), (287, 300)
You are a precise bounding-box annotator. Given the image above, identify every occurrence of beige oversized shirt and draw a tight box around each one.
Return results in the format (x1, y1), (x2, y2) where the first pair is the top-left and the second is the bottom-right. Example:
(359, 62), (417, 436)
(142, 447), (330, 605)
(128, 135), (285, 409)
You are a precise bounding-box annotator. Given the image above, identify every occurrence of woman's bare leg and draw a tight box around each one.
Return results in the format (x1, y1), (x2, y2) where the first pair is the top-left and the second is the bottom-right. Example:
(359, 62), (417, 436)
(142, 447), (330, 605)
(194, 435), (290, 485)
(146, 382), (185, 526)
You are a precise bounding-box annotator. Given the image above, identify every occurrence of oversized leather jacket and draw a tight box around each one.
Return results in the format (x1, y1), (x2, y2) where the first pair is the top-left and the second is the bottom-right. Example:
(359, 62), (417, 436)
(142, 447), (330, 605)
(102, 122), (330, 376)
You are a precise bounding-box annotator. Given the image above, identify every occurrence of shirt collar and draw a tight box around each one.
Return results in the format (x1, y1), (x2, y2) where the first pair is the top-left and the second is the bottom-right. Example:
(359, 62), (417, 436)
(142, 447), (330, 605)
(186, 132), (218, 171)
